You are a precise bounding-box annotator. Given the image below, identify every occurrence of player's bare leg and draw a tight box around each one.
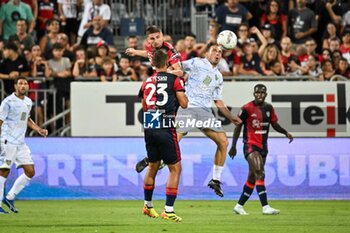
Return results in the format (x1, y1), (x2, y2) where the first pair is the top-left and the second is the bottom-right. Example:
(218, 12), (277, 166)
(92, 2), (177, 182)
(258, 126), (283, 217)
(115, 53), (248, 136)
(0, 169), (10, 214)
(161, 161), (182, 222)
(143, 161), (160, 218)
(203, 130), (228, 197)
(247, 152), (279, 215)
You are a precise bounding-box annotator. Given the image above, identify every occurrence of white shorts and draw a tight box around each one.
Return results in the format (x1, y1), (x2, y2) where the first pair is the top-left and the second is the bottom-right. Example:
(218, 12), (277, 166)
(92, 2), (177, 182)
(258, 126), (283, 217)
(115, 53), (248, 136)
(0, 142), (33, 169)
(176, 107), (224, 134)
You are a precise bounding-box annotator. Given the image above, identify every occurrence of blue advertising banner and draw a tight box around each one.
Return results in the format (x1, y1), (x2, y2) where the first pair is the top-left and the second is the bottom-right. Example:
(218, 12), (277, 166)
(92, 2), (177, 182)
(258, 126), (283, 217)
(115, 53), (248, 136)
(7, 138), (350, 200)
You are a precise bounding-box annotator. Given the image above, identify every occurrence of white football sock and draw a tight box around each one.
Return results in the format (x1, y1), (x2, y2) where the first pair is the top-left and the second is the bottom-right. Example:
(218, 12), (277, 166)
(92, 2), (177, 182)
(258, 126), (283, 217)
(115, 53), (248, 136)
(213, 165), (224, 181)
(144, 201), (153, 208)
(0, 176), (6, 207)
(164, 205), (174, 212)
(6, 174), (31, 200)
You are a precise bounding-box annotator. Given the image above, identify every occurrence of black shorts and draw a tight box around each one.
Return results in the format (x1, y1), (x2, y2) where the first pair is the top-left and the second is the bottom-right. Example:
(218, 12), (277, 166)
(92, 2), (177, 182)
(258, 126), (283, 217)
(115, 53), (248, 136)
(144, 128), (181, 165)
(243, 143), (268, 159)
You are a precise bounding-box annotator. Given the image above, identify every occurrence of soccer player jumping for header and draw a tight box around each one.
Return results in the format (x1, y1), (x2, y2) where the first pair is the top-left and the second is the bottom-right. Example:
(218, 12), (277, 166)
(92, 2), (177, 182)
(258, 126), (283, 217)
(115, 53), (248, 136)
(229, 84), (293, 215)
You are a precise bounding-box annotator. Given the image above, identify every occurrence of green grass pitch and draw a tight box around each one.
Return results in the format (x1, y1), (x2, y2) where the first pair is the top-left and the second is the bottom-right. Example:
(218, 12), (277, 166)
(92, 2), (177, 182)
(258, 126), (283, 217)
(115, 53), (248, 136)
(1, 200), (350, 233)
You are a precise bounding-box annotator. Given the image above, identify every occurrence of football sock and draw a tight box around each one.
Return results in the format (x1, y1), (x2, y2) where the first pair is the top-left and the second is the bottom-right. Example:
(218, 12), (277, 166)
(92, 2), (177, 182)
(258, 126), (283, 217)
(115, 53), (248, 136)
(144, 201), (153, 208)
(7, 174), (31, 200)
(165, 187), (177, 210)
(144, 184), (154, 206)
(238, 181), (255, 206)
(213, 165), (223, 181)
(256, 180), (268, 207)
(0, 176), (6, 207)
(165, 205), (174, 213)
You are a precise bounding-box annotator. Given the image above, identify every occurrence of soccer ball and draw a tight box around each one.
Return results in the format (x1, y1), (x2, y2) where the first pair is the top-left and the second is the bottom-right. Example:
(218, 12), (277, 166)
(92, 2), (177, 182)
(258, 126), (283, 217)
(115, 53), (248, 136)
(216, 30), (237, 50)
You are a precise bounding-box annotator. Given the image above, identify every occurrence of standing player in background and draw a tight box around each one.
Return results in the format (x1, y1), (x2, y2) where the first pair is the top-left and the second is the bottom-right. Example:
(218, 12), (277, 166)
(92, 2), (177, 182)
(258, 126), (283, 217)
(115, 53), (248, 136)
(136, 43), (242, 198)
(140, 49), (188, 222)
(229, 84), (293, 215)
(125, 25), (183, 77)
(0, 77), (48, 214)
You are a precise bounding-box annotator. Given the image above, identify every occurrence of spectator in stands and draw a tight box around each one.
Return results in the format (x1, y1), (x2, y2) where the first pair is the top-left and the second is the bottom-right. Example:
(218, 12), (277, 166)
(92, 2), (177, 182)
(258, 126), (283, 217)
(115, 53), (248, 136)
(336, 57), (350, 79)
(288, 0), (317, 45)
(237, 42), (263, 76)
(48, 43), (72, 120)
(261, 44), (285, 76)
(236, 23), (250, 52)
(320, 59), (335, 81)
(72, 46), (97, 78)
(175, 39), (187, 61)
(29, 44), (50, 126)
(78, 0), (111, 39)
(127, 35), (139, 49)
(261, 24), (277, 46)
(260, 0), (287, 41)
(108, 45), (119, 64)
(37, 0), (58, 41)
(39, 18), (60, 59)
(306, 54), (322, 79)
(340, 29), (350, 63)
(98, 57), (117, 82)
(250, 26), (268, 57)
(93, 40), (117, 72)
(285, 55), (307, 76)
(8, 18), (34, 53)
(116, 56), (137, 81)
(321, 48), (332, 61)
(0, 42), (29, 95)
(163, 34), (173, 45)
(280, 36), (294, 71)
(207, 19), (220, 44)
(326, 0), (350, 31)
(329, 37), (341, 52)
(331, 49), (342, 70)
(184, 33), (199, 60)
(322, 22), (339, 49)
(0, 0), (35, 41)
(215, 0), (252, 34)
(58, 0), (80, 45)
(80, 15), (114, 49)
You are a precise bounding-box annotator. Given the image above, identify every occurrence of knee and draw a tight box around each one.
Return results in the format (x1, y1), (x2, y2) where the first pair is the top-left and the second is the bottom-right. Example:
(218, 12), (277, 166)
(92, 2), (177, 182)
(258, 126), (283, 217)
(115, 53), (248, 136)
(218, 137), (229, 149)
(25, 168), (35, 178)
(255, 169), (265, 181)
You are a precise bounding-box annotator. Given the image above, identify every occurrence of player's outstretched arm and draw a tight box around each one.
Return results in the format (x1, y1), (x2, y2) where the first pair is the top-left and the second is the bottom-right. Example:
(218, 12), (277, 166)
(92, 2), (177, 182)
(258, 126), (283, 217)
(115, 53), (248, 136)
(27, 118), (48, 137)
(214, 100), (242, 125)
(229, 124), (242, 159)
(271, 122), (293, 143)
(176, 91), (188, 109)
(167, 62), (184, 77)
(125, 48), (148, 58)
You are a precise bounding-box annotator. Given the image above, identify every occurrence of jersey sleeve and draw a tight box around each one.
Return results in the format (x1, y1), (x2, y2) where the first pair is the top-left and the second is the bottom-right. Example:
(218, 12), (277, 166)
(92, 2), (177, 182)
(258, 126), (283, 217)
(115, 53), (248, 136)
(168, 48), (181, 66)
(181, 58), (195, 72)
(0, 100), (9, 122)
(270, 106), (278, 123)
(138, 82), (145, 99)
(173, 77), (185, 92)
(238, 107), (248, 122)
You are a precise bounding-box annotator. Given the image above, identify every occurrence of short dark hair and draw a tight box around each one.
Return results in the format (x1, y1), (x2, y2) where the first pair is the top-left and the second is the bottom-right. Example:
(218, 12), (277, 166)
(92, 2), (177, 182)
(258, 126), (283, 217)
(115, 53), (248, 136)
(4, 41), (18, 52)
(153, 49), (168, 69)
(146, 25), (162, 35)
(52, 43), (64, 50)
(254, 84), (267, 92)
(206, 42), (219, 52)
(185, 32), (196, 39)
(14, 76), (28, 84)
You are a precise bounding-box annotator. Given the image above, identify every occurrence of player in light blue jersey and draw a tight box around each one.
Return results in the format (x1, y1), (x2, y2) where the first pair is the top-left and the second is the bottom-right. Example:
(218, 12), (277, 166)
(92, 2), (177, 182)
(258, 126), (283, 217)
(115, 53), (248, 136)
(136, 43), (241, 197)
(0, 77), (48, 214)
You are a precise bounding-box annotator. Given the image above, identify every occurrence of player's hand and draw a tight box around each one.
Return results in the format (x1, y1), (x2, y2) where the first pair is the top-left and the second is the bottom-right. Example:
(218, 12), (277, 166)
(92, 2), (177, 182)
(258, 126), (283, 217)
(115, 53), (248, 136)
(286, 132), (293, 143)
(125, 48), (136, 56)
(37, 128), (48, 137)
(231, 116), (242, 126)
(228, 146), (237, 159)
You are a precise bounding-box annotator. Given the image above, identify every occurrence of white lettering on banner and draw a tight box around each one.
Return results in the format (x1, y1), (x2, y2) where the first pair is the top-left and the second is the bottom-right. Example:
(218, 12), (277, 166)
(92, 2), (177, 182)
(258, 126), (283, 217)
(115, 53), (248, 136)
(33, 154), (350, 187)
(107, 155), (138, 186)
(81, 154), (105, 186)
(48, 154), (80, 186)
(277, 155), (306, 186)
(309, 155), (337, 186)
(340, 155), (350, 185)
(182, 154), (202, 186)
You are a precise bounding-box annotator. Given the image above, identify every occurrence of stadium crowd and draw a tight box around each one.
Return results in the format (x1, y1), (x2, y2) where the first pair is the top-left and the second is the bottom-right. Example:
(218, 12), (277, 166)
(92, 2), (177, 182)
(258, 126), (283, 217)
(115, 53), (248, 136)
(1, 0), (350, 127)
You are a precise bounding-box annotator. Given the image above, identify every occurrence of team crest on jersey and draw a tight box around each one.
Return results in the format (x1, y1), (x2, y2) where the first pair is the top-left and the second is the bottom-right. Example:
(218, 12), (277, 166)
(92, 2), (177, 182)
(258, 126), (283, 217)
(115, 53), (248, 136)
(252, 119), (260, 128)
(6, 160), (11, 166)
(215, 75), (219, 81)
(203, 75), (212, 86)
(266, 111), (270, 117)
